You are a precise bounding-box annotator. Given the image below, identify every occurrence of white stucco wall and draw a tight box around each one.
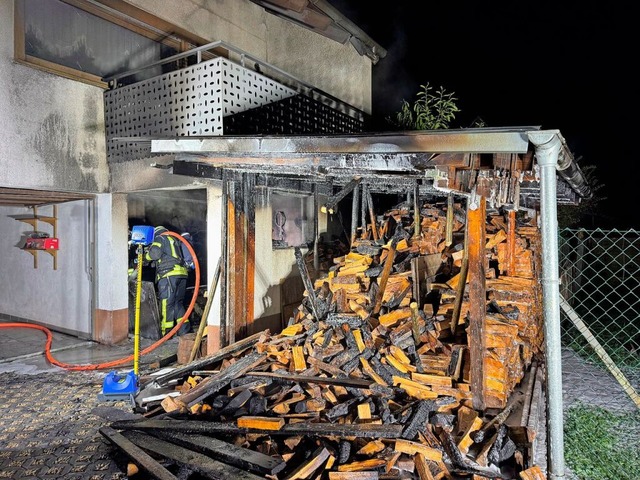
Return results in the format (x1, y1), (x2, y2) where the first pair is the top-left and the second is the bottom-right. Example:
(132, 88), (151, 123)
(0, 0), (111, 337)
(0, 202), (93, 335)
(94, 194), (129, 315)
(262, 15), (372, 114)
(0, 1), (109, 193)
(254, 190), (327, 322)
(123, 0), (372, 114)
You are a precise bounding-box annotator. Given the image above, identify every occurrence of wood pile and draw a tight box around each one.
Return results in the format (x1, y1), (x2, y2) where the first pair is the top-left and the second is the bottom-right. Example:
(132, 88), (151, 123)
(101, 198), (546, 480)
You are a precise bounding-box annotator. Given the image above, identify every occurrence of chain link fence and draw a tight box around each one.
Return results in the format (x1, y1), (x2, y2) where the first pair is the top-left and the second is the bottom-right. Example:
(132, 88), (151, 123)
(558, 228), (640, 480)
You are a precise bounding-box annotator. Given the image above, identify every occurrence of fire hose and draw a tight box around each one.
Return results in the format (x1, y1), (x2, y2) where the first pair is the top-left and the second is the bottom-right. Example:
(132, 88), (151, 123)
(0, 231), (200, 372)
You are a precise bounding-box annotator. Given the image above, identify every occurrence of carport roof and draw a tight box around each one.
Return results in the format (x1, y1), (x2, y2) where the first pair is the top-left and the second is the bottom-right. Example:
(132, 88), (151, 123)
(138, 127), (592, 206)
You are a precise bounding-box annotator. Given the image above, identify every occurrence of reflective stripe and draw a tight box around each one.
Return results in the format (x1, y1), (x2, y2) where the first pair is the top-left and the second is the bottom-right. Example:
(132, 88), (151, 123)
(168, 236), (179, 258)
(160, 298), (172, 334)
(159, 266), (188, 279)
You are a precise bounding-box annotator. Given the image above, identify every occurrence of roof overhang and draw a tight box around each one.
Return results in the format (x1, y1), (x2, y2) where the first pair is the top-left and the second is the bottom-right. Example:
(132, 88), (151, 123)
(141, 127), (591, 208)
(248, 0), (387, 63)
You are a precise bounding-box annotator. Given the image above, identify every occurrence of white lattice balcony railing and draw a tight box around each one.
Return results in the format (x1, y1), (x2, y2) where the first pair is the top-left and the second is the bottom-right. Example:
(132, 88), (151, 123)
(103, 40), (366, 163)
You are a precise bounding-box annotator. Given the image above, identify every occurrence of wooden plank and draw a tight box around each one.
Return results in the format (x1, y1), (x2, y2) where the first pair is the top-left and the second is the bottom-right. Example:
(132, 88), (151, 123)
(379, 306), (412, 328)
(307, 356), (347, 377)
(485, 229), (506, 250)
(233, 175), (248, 340)
(468, 197), (487, 411)
(329, 472), (379, 480)
(519, 465), (547, 480)
(111, 419), (403, 438)
(281, 323), (304, 336)
(365, 185), (379, 241)
(121, 430), (264, 480)
(411, 372), (452, 387)
(385, 353), (412, 374)
(247, 371), (372, 388)
(149, 330), (266, 387)
(372, 237), (399, 315)
(237, 416), (285, 430)
(245, 173), (256, 336)
(295, 246), (320, 320)
(402, 400), (435, 440)
(394, 439), (442, 462)
(385, 451), (401, 473)
(507, 209), (516, 276)
(337, 459), (387, 472)
(176, 352), (267, 407)
(356, 440), (385, 455)
(150, 431), (286, 476)
(411, 254), (444, 308)
(410, 301), (422, 343)
(98, 427), (178, 480)
(389, 345), (412, 366)
(455, 405), (478, 437)
(393, 376), (438, 400)
(359, 357), (388, 386)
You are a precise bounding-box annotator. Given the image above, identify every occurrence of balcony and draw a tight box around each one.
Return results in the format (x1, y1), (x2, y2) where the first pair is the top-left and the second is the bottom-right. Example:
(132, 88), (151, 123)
(103, 41), (367, 163)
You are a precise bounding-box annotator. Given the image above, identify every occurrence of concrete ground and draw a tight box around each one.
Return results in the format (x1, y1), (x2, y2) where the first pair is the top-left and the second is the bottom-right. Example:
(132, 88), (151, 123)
(0, 319), (180, 479)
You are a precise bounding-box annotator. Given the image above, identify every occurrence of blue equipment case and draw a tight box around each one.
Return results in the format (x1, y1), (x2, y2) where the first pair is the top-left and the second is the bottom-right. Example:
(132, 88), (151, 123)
(98, 370), (138, 403)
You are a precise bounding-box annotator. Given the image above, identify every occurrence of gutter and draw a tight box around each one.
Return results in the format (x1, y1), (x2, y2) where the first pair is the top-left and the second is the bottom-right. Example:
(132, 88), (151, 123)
(555, 142), (593, 200)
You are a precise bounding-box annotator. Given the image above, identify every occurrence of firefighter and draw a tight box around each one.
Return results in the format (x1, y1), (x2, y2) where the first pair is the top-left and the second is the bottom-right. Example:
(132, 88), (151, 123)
(145, 226), (191, 336)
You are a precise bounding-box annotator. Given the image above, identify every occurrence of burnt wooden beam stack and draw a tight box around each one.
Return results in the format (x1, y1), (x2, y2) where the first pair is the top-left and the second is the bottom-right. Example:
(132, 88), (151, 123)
(102, 196), (546, 480)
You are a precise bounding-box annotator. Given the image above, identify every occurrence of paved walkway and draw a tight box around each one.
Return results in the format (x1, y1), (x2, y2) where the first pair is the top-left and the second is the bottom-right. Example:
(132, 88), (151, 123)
(0, 326), (179, 480)
(0, 369), (130, 479)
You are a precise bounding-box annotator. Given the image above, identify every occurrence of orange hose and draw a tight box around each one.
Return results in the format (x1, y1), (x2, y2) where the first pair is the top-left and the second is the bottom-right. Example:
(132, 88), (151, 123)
(0, 231), (200, 371)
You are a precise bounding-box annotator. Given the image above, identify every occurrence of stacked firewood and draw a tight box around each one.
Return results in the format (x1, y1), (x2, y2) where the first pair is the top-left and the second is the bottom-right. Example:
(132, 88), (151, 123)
(101, 198), (546, 480)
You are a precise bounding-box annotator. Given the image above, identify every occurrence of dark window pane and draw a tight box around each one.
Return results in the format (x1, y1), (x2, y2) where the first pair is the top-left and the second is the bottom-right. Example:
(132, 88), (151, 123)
(23, 0), (178, 82)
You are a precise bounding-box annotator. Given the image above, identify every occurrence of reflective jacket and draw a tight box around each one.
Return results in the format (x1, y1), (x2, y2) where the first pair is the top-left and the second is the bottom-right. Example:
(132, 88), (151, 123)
(145, 229), (188, 281)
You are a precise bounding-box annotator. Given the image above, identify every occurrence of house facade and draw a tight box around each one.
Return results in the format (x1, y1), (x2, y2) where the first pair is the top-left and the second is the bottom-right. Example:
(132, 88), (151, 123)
(0, 0), (380, 351)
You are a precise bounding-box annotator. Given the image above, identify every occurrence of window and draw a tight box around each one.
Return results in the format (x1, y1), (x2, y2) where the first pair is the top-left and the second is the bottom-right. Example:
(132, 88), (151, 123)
(271, 192), (314, 249)
(14, 0), (208, 87)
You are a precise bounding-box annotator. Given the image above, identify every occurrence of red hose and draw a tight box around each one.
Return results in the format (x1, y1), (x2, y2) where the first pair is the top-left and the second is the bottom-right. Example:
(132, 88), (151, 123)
(0, 231), (200, 371)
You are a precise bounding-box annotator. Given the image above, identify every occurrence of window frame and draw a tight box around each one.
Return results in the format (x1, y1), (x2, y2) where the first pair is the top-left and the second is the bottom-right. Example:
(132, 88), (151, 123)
(13, 0), (210, 88)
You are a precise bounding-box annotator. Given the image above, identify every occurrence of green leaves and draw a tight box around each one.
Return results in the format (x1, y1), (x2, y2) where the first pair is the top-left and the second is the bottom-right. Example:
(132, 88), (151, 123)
(388, 82), (460, 130)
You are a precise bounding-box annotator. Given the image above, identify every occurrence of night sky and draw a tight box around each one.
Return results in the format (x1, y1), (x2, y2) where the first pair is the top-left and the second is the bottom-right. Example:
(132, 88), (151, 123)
(333, 1), (637, 229)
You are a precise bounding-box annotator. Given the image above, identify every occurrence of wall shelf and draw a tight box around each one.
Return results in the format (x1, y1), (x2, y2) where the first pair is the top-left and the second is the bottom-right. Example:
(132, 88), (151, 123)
(17, 205), (58, 270)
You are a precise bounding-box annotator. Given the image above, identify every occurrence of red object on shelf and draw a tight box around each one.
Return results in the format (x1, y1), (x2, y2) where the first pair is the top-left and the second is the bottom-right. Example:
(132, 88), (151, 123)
(25, 237), (59, 250)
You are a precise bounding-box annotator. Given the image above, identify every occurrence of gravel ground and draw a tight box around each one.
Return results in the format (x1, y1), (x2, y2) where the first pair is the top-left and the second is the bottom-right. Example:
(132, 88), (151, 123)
(561, 347), (639, 414)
